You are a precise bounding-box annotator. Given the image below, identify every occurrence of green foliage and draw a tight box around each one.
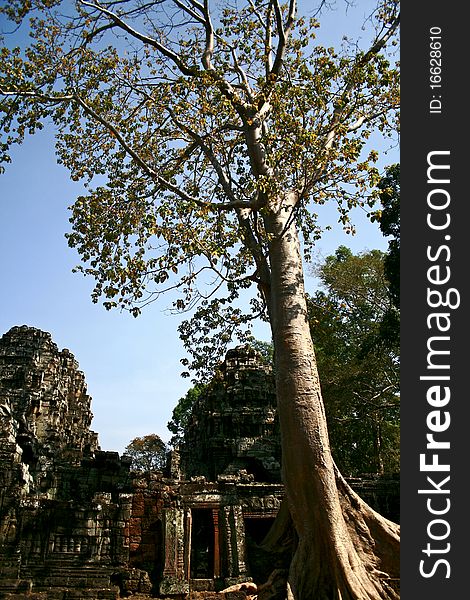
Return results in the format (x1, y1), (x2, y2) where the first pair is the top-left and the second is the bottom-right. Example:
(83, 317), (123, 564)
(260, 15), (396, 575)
(377, 163), (400, 308)
(309, 247), (399, 475)
(123, 433), (167, 472)
(249, 339), (274, 367)
(369, 163), (400, 345)
(167, 384), (207, 447)
(0, 1), (399, 373)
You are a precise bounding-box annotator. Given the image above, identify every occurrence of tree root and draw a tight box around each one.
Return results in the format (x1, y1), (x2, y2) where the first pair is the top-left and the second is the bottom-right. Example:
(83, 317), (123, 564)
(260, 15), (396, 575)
(257, 469), (400, 600)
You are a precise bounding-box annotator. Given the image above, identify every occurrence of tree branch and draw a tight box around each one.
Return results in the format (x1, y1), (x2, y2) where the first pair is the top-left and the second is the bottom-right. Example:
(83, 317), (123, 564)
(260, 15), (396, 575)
(230, 47), (254, 102)
(167, 107), (241, 206)
(201, 0), (215, 70)
(73, 93), (250, 212)
(301, 11), (399, 194)
(270, 0), (296, 78)
(237, 211), (272, 315)
(0, 89), (74, 103)
(79, 0), (198, 76)
(171, 0), (206, 25)
(325, 12), (400, 149)
(265, 1), (274, 77)
(347, 107), (394, 133)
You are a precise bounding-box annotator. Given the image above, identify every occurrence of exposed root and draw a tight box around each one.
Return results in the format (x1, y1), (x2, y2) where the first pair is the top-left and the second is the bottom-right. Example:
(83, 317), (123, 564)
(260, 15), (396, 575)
(256, 473), (400, 600)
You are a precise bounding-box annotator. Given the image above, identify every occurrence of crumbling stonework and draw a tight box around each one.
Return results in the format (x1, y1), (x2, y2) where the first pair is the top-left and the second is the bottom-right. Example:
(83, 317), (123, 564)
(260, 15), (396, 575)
(0, 326), (99, 468)
(0, 326), (133, 597)
(181, 346), (281, 483)
(0, 327), (399, 599)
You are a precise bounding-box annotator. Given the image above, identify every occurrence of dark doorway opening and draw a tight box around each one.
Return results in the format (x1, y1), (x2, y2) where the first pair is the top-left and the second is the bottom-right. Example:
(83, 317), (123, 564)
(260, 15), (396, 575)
(190, 509), (214, 579)
(128, 518), (164, 595)
(244, 517), (276, 584)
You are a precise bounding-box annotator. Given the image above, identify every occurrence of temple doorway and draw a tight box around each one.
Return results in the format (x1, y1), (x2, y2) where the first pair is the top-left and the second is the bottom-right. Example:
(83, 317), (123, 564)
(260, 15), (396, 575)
(244, 516), (276, 584)
(190, 509), (215, 579)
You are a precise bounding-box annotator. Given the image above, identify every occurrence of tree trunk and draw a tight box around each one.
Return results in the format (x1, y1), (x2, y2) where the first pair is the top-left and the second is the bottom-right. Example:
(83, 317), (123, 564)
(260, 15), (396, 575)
(264, 192), (400, 599)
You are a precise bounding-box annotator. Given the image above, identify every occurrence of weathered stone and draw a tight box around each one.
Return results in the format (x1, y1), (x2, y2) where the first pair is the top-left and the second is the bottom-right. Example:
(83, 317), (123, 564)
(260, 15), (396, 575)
(220, 582), (257, 595)
(0, 327), (399, 599)
(181, 346), (282, 484)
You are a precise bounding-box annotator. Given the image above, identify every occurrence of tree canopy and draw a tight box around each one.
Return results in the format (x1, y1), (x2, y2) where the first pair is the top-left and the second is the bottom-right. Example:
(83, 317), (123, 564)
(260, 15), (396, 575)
(376, 164), (400, 305)
(1, 0), (398, 340)
(123, 433), (167, 472)
(367, 163), (400, 346)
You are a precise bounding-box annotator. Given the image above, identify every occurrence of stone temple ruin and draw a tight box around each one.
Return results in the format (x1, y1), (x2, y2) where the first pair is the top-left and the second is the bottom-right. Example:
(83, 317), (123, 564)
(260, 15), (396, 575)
(0, 326), (399, 599)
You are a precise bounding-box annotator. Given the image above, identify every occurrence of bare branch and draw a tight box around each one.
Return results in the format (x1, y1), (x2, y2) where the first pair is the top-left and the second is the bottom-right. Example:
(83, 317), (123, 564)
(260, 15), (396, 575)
(201, 0), (215, 70)
(245, 0), (274, 79)
(171, 0), (205, 25)
(270, 0), (297, 77)
(230, 47), (254, 102)
(79, 0), (198, 76)
(0, 89), (74, 103)
(265, 1), (274, 77)
(347, 107), (395, 133)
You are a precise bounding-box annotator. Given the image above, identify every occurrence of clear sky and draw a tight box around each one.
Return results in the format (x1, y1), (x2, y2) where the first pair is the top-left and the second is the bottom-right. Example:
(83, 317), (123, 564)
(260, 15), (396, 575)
(0, 1), (398, 454)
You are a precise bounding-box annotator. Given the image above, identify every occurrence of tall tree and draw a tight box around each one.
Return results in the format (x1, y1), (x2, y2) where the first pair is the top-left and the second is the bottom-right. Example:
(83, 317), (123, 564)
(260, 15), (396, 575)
(0, 1), (400, 598)
(308, 247), (399, 476)
(377, 163), (400, 347)
(368, 163), (400, 348)
(124, 433), (168, 472)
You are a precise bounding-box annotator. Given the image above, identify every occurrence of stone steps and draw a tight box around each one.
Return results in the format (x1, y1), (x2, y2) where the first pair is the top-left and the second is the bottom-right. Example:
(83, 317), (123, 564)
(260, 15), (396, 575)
(20, 558), (115, 591)
(0, 579), (33, 596)
(0, 552), (21, 579)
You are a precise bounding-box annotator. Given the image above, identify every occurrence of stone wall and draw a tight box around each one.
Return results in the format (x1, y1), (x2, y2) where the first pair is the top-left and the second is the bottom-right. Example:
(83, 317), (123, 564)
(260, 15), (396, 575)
(0, 329), (287, 598)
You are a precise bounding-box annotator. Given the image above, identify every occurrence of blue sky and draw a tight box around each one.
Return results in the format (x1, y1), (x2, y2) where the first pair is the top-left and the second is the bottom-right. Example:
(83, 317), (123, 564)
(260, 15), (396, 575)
(0, 1), (398, 453)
